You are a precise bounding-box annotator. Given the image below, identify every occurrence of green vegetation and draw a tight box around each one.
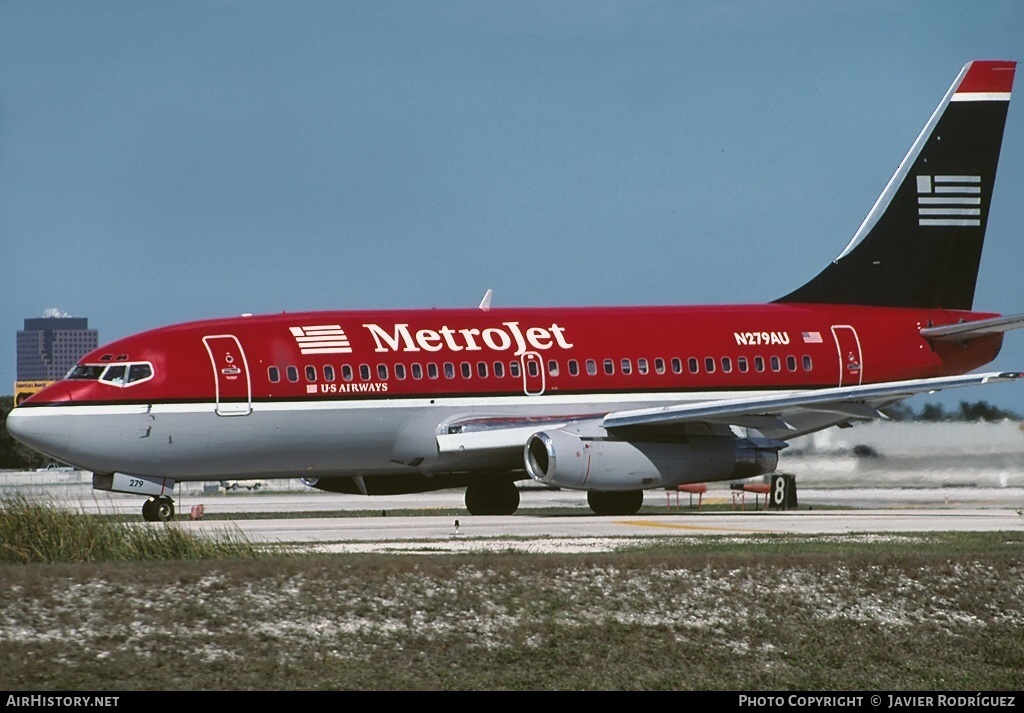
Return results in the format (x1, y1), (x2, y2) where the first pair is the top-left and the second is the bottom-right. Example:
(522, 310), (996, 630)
(0, 495), (261, 564)
(883, 399), (1021, 422)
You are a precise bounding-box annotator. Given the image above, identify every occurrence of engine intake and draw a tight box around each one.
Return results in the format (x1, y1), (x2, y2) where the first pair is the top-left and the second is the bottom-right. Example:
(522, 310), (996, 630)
(525, 428), (781, 491)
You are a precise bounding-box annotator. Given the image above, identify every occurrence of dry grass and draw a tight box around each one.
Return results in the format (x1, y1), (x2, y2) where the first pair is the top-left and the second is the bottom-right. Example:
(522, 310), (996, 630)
(1, 536), (1023, 689)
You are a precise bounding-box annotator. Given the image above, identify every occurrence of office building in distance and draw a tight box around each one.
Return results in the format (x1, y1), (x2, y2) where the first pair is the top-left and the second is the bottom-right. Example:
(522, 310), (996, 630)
(15, 309), (98, 403)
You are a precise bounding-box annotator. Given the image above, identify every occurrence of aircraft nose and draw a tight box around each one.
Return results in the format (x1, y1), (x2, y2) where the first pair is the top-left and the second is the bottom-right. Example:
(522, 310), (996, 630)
(5, 407), (72, 461)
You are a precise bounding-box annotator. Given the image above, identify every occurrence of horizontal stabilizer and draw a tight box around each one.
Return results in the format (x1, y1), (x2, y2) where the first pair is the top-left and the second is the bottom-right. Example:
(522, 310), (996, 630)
(920, 312), (1024, 340)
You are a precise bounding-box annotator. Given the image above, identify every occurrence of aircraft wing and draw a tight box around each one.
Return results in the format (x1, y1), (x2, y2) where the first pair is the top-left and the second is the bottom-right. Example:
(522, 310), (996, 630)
(601, 371), (1023, 431)
(436, 371), (1023, 452)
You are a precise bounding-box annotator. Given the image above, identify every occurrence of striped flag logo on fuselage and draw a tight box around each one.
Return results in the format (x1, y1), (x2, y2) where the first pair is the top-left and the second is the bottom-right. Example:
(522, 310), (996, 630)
(916, 175), (982, 227)
(289, 325), (353, 354)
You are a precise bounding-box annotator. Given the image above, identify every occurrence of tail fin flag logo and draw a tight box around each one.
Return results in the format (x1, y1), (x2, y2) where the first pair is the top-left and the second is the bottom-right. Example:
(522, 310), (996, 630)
(917, 175), (983, 227)
(289, 325), (353, 354)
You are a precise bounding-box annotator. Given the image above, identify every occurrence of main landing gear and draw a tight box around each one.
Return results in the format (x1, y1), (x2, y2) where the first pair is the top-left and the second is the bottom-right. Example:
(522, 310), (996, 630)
(464, 480), (521, 516)
(142, 495), (175, 522)
(587, 489), (644, 516)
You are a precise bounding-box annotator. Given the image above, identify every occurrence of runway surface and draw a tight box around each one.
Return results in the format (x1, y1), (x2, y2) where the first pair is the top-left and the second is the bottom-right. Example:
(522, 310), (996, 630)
(5, 471), (1023, 552)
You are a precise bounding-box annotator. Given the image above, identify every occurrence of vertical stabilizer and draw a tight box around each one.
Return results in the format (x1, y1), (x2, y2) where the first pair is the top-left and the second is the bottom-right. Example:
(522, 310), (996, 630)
(777, 60), (1016, 310)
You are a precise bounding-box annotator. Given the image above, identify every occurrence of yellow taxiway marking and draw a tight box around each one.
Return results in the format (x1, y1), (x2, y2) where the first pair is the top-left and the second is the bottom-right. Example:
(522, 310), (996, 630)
(617, 520), (784, 534)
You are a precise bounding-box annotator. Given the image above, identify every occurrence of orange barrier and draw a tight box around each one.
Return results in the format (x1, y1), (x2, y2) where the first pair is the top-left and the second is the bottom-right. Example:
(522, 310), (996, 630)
(666, 483), (708, 509)
(730, 483), (771, 510)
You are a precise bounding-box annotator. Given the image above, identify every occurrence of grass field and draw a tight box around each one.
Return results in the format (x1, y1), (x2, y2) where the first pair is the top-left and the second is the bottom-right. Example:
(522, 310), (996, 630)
(2, 523), (1023, 690)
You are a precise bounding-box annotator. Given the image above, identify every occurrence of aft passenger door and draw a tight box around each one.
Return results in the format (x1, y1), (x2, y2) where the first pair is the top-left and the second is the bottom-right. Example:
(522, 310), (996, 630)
(203, 335), (252, 416)
(830, 325), (863, 387)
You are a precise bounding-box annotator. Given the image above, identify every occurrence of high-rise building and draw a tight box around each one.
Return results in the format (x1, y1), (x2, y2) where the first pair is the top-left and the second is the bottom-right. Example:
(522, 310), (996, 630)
(16, 309), (99, 382)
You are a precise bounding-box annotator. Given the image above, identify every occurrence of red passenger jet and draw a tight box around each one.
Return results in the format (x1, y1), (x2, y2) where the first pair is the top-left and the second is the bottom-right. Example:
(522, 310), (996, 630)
(8, 60), (1023, 521)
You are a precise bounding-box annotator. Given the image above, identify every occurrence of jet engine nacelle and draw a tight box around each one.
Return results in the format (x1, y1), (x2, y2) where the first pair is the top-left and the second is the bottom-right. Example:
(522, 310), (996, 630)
(524, 427), (782, 491)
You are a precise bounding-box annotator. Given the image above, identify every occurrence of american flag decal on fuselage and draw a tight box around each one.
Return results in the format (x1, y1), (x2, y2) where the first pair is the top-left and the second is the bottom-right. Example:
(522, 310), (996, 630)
(290, 325), (353, 354)
(916, 175), (982, 227)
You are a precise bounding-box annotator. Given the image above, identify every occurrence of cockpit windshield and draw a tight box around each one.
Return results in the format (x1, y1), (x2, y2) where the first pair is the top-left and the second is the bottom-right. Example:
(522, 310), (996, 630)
(66, 365), (106, 380)
(65, 362), (154, 387)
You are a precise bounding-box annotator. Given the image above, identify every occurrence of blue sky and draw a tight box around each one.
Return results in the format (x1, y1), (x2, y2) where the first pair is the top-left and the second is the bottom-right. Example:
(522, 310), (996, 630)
(2, 1), (1023, 412)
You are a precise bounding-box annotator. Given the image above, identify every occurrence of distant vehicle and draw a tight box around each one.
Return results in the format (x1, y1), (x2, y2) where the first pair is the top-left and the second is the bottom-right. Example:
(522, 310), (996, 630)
(219, 480), (268, 492)
(35, 463), (75, 472)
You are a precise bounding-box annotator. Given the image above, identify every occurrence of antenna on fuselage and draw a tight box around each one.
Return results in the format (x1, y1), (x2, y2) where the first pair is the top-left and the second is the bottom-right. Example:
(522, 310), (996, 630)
(478, 289), (493, 311)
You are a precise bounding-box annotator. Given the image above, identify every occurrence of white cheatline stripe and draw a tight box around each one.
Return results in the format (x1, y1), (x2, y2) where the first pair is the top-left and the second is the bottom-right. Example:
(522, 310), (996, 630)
(13, 388), (803, 418)
(950, 92), (1011, 102)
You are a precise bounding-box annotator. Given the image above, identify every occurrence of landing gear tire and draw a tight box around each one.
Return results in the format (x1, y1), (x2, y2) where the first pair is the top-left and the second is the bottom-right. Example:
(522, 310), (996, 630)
(465, 480), (521, 516)
(142, 495), (175, 522)
(587, 489), (644, 516)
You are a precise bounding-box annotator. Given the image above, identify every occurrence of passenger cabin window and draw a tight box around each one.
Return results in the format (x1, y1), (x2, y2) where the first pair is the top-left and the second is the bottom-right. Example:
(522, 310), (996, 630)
(287, 366), (299, 383)
(323, 365), (335, 382)
(305, 366), (317, 382)
(586, 359), (597, 376)
(787, 355), (797, 372)
(568, 360), (579, 376)
(268, 366), (280, 383)
(547, 360), (558, 376)
(721, 357), (732, 373)
(444, 362), (455, 379)
(342, 365), (354, 382)
(411, 363), (423, 379)
(461, 362), (472, 379)
(688, 357), (698, 374)
(655, 358), (665, 375)
(359, 364), (371, 381)
(637, 358), (648, 375)
(671, 358), (682, 374)
(477, 362), (488, 378)
(704, 357), (715, 374)
(803, 355), (813, 371)
(493, 361), (504, 378)
(510, 361), (521, 378)
(377, 364), (389, 380)
(737, 357), (748, 373)
(603, 359), (614, 375)
(395, 364), (407, 380)
(755, 356), (765, 372)
(428, 363), (439, 379)
(770, 356), (781, 372)
(621, 359), (631, 375)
